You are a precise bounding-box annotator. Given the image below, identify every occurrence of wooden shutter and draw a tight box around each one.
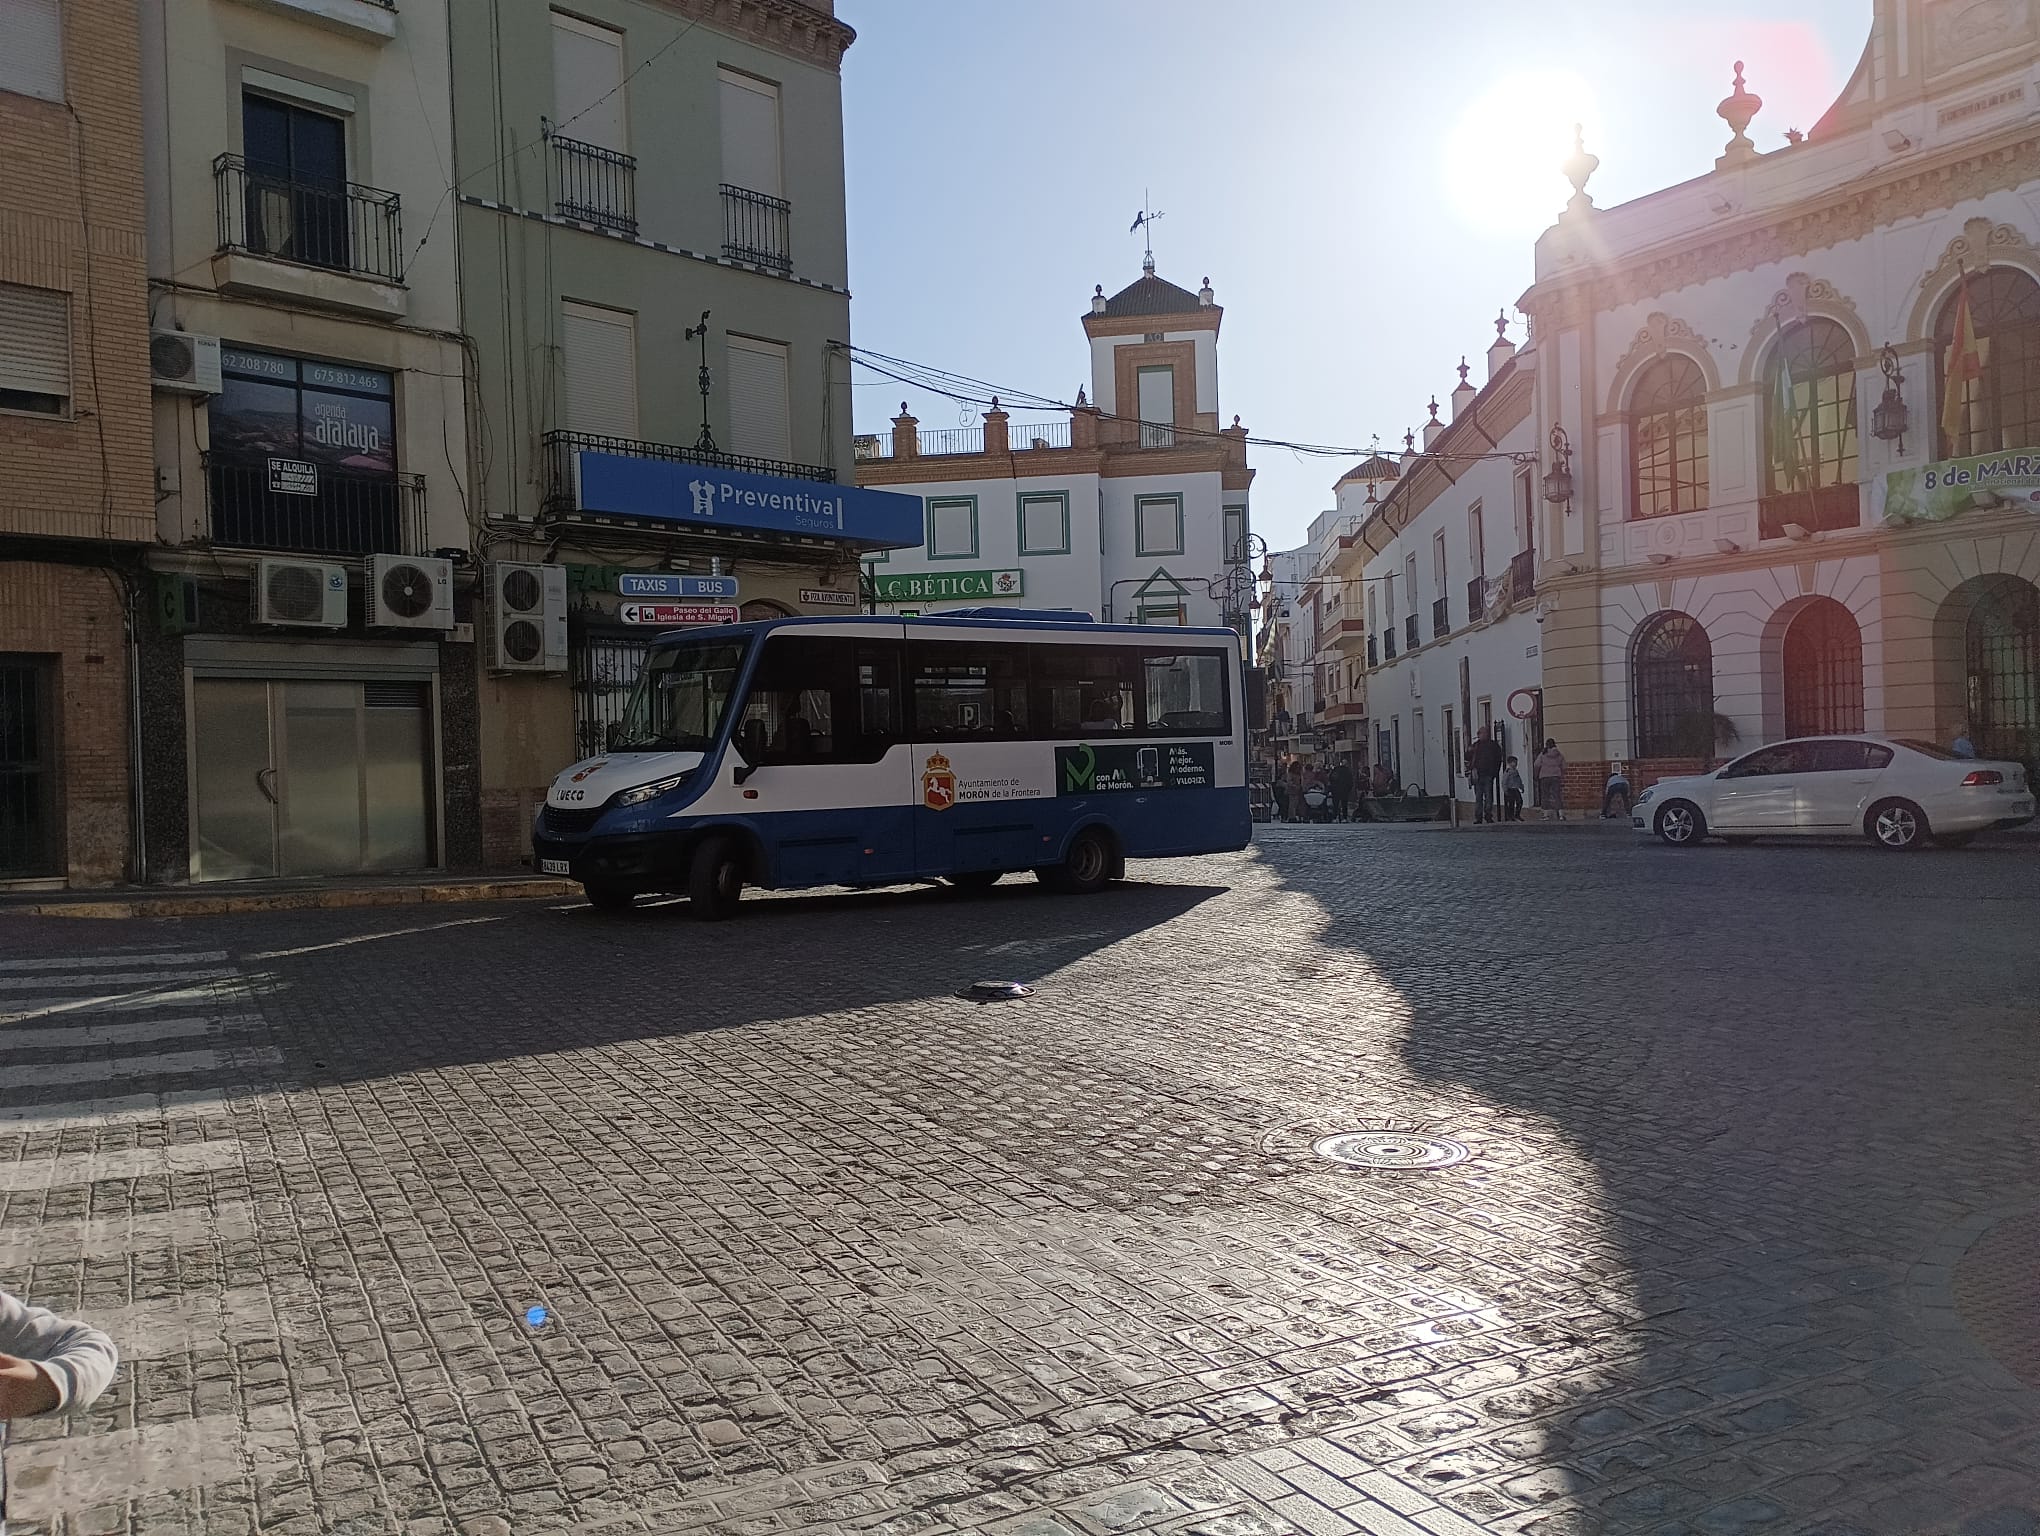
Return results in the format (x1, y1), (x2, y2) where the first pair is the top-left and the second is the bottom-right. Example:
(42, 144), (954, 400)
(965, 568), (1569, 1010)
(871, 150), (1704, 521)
(718, 70), (781, 197)
(1137, 366), (1174, 426)
(726, 336), (790, 462)
(551, 12), (626, 152)
(561, 301), (638, 438)
(0, 0), (62, 102)
(0, 284), (70, 403)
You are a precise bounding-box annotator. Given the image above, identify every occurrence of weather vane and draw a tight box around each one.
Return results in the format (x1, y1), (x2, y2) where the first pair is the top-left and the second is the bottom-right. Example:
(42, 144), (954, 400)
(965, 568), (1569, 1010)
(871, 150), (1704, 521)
(1128, 190), (1165, 274)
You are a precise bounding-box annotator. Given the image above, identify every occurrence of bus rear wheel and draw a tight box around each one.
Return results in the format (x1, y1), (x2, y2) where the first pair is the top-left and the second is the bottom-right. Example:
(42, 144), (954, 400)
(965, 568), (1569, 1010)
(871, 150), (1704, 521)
(1037, 828), (1114, 895)
(687, 835), (745, 920)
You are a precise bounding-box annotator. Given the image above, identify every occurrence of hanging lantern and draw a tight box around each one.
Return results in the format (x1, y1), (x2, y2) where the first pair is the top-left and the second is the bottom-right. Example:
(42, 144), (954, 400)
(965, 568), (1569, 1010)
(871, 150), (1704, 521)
(1871, 344), (1909, 450)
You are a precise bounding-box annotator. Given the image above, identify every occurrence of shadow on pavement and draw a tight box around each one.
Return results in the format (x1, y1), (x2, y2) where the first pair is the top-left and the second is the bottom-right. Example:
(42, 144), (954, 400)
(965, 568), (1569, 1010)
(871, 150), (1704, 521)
(1263, 826), (2040, 1531)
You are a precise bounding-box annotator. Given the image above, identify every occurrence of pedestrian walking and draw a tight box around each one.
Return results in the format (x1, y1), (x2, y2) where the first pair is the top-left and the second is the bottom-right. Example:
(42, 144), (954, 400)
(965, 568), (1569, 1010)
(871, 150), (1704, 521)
(1501, 756), (1525, 821)
(1329, 760), (1355, 822)
(1602, 761), (1633, 820)
(1533, 738), (1567, 820)
(1, 1289), (118, 1534)
(1468, 726), (1503, 824)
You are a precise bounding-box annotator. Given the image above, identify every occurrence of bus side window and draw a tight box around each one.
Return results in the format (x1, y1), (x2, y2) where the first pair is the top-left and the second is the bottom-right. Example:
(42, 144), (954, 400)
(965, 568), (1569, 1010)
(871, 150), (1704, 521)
(907, 641), (1029, 740)
(1141, 650), (1230, 734)
(740, 635), (901, 765)
(1033, 646), (1139, 737)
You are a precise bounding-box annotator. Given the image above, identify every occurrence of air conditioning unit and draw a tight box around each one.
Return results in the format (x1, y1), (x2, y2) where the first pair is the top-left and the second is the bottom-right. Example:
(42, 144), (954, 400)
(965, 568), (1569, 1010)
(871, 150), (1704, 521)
(253, 557), (349, 628)
(369, 554), (454, 630)
(490, 561), (567, 672)
(149, 330), (222, 395)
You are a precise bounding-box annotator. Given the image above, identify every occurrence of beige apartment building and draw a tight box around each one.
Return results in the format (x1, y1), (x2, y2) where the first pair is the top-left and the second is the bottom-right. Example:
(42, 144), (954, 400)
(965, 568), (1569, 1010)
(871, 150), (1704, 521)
(0, 0), (154, 886)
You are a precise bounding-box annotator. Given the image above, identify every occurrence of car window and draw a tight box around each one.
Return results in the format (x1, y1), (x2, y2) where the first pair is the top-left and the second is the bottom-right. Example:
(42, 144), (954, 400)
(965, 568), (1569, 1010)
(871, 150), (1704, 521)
(1721, 743), (1806, 778)
(1895, 738), (1959, 760)
(1807, 740), (1874, 771)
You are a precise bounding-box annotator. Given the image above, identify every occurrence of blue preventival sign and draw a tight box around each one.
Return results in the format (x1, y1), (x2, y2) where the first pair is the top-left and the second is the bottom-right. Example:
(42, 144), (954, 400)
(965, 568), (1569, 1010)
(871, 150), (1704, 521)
(615, 573), (739, 599)
(572, 453), (922, 549)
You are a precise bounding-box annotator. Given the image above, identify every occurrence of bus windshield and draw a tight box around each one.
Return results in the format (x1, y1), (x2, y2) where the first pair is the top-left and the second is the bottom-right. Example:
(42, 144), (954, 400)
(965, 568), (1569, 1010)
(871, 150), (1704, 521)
(612, 637), (750, 752)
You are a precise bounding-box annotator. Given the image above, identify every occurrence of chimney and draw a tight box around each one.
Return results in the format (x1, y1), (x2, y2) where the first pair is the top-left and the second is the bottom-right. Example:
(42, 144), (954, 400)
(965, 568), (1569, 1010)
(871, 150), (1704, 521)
(890, 402), (919, 460)
(1422, 395), (1445, 449)
(1487, 310), (1518, 379)
(1450, 358), (1476, 419)
(1070, 385), (1100, 450)
(1198, 276), (1215, 307)
(1090, 283), (1108, 315)
(982, 395), (1009, 455)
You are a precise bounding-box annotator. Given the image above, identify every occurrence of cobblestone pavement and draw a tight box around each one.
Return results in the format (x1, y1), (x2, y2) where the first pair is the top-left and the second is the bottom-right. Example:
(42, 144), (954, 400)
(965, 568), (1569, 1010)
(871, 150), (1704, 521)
(3, 828), (2040, 1536)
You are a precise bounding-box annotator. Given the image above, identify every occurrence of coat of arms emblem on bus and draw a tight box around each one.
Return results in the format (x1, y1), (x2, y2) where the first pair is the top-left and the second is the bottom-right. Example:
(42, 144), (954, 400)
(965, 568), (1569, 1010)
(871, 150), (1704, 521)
(921, 752), (958, 811)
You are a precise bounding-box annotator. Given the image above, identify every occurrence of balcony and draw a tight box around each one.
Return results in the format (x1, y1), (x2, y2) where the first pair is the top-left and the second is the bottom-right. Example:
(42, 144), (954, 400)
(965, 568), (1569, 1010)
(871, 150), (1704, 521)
(1367, 635), (1378, 667)
(1383, 626), (1398, 660)
(226, 0), (397, 43)
(1431, 596), (1450, 640)
(721, 183), (791, 274)
(855, 421), (1071, 459)
(213, 154), (405, 317)
(1139, 423), (1176, 449)
(1467, 575), (1487, 623)
(553, 135), (636, 235)
(1405, 613), (1420, 651)
(1508, 548), (1536, 605)
(206, 456), (425, 558)
(1758, 483), (1861, 541)
(543, 429), (832, 517)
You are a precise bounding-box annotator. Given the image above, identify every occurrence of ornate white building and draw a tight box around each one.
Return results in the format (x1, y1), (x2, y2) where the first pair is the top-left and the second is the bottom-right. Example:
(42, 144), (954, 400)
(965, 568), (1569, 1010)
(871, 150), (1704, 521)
(1522, 0), (2040, 802)
(855, 266), (1254, 630)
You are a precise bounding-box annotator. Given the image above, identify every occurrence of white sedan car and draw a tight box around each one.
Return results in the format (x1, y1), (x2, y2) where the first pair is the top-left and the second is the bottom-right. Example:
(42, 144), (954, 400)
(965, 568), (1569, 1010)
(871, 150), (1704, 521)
(1632, 735), (2034, 850)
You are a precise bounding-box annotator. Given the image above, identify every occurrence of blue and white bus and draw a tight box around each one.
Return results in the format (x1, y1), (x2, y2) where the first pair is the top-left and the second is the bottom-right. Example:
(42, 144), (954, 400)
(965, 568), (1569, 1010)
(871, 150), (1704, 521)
(532, 610), (1251, 917)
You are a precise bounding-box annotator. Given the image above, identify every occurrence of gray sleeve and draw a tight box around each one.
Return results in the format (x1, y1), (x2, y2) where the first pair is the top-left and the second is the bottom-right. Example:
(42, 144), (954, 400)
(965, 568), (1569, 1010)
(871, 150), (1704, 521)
(0, 1290), (119, 1413)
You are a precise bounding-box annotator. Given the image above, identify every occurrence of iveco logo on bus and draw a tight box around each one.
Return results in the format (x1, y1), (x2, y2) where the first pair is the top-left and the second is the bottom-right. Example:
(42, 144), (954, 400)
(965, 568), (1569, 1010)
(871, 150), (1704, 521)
(921, 752), (957, 811)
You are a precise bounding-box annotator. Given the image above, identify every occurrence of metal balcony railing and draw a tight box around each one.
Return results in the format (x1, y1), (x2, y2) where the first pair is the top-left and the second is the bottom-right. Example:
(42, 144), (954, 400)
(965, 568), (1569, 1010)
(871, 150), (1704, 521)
(1383, 626), (1398, 660)
(1367, 635), (1378, 667)
(553, 135), (637, 235)
(1139, 423), (1176, 449)
(721, 183), (791, 273)
(1759, 483), (1861, 541)
(206, 456), (425, 558)
(214, 154), (402, 282)
(1508, 548), (1536, 604)
(1405, 613), (1420, 651)
(1432, 596), (1450, 640)
(1467, 575), (1487, 623)
(543, 429), (832, 516)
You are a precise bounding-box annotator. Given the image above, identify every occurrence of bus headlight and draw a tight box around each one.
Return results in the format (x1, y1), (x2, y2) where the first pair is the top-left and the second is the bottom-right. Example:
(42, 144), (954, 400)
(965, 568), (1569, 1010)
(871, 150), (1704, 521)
(611, 772), (691, 809)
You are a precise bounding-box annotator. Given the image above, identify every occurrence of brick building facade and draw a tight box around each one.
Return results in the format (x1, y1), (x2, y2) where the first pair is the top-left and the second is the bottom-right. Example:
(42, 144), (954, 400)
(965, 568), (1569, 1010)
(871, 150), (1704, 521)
(0, 0), (153, 885)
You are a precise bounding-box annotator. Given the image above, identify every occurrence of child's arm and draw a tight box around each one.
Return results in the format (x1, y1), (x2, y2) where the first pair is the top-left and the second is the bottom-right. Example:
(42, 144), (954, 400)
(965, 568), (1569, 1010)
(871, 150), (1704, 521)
(0, 1292), (117, 1418)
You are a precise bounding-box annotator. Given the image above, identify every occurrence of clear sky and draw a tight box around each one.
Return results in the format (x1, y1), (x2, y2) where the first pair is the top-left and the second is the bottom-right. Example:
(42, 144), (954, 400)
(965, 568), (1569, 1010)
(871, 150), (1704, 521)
(837, 0), (1870, 553)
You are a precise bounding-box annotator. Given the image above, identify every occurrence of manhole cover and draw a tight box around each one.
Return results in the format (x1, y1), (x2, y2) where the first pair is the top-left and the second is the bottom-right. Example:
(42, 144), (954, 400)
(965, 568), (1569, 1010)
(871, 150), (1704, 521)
(1953, 1207), (2040, 1386)
(958, 980), (1033, 1003)
(1312, 1132), (1470, 1170)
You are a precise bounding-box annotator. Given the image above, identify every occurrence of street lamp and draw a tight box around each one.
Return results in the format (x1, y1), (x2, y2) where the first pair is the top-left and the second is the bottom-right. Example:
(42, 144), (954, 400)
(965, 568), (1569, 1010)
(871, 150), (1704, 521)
(685, 311), (717, 453)
(1541, 424), (1575, 507)
(1871, 344), (1910, 452)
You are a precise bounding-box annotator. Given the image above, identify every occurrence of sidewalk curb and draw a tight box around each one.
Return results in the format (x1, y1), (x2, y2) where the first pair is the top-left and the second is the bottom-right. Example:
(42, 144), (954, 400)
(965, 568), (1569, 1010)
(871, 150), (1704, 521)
(12, 879), (580, 920)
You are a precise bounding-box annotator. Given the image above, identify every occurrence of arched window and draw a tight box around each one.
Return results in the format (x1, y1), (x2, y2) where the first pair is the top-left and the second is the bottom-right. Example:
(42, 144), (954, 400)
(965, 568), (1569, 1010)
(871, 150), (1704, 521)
(1936, 266), (2040, 459)
(1966, 577), (2039, 770)
(1764, 318), (1858, 495)
(1782, 599), (1865, 736)
(1630, 354), (1709, 519)
(1633, 611), (1715, 758)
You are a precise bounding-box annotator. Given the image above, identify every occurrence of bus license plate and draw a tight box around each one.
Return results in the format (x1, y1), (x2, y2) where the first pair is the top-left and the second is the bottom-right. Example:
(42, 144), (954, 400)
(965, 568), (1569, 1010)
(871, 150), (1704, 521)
(540, 858), (570, 875)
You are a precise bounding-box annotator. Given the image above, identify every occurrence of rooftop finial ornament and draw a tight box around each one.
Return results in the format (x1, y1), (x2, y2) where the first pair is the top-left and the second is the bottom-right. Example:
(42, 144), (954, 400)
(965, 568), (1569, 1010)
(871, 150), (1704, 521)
(1496, 309), (1509, 340)
(1427, 395), (1440, 422)
(1563, 123), (1599, 215)
(1717, 60), (1763, 165)
(1457, 357), (1471, 387)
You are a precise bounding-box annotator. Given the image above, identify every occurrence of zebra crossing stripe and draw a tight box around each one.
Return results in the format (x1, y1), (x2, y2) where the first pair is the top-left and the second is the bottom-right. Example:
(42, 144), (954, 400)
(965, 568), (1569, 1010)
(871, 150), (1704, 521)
(0, 1140), (253, 1192)
(64, 1282), (286, 1360)
(7, 1199), (259, 1264)
(0, 968), (235, 991)
(1, 1046), (281, 1091)
(0, 1014), (258, 1050)
(1, 982), (253, 1022)
(0, 952), (228, 972)
(0, 1088), (233, 1133)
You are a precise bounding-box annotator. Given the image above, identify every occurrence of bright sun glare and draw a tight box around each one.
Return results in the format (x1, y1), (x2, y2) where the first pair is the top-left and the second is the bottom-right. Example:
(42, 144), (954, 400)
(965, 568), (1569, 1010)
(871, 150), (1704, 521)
(1443, 70), (1599, 239)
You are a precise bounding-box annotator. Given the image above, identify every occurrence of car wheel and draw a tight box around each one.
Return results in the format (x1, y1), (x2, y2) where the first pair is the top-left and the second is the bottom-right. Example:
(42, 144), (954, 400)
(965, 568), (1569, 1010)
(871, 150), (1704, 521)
(1867, 798), (1928, 851)
(1655, 800), (1706, 848)
(1933, 832), (1976, 850)
(1038, 827), (1114, 894)
(582, 881), (635, 912)
(687, 834), (746, 919)
(945, 870), (1002, 891)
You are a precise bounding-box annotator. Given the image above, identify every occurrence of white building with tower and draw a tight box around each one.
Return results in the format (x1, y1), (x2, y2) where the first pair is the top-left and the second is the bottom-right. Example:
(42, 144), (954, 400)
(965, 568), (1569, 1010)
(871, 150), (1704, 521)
(855, 263), (1255, 632)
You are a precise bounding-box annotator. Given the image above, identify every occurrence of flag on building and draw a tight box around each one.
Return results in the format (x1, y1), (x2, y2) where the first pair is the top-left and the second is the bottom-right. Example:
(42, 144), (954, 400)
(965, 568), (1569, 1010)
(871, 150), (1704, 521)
(1942, 272), (1988, 450)
(1771, 322), (1806, 491)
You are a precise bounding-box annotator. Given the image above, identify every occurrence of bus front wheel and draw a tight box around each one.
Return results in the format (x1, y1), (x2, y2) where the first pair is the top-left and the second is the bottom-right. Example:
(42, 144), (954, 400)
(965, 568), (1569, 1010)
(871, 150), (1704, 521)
(687, 835), (746, 920)
(1037, 828), (1114, 895)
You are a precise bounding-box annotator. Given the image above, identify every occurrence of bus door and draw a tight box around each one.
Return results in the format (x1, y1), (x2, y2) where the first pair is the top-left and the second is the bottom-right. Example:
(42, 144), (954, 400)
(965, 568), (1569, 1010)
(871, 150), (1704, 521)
(907, 639), (1043, 876)
(727, 631), (914, 887)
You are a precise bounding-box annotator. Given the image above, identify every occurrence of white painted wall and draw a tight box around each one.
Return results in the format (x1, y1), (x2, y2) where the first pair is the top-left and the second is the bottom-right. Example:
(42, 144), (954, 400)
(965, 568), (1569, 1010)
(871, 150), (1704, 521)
(863, 471), (1105, 616)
